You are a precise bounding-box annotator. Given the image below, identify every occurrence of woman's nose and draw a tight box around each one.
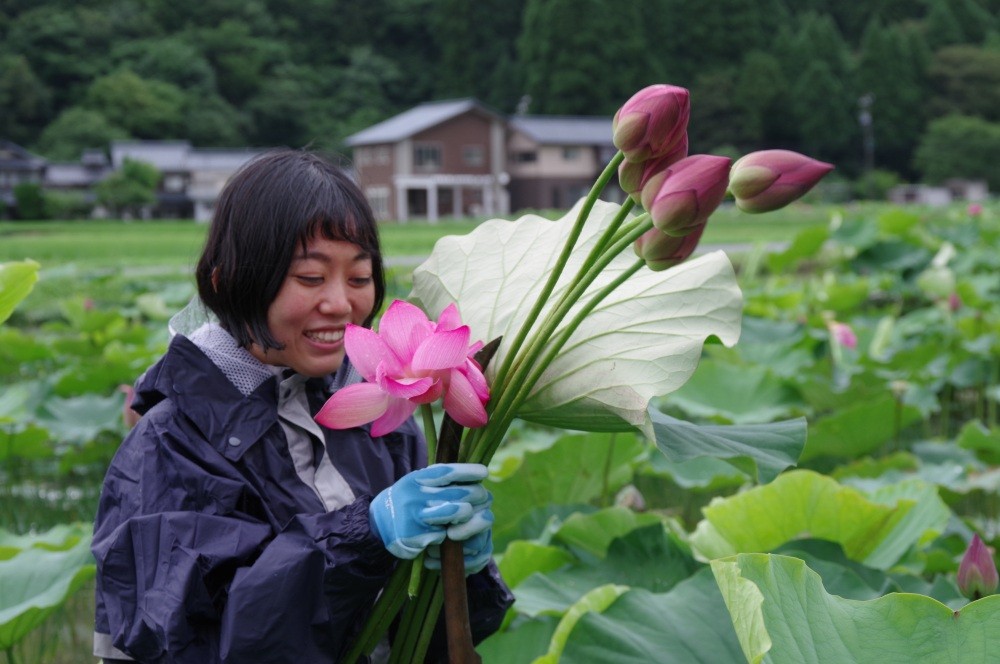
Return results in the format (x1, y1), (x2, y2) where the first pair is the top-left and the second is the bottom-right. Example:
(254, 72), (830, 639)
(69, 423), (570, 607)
(317, 281), (352, 315)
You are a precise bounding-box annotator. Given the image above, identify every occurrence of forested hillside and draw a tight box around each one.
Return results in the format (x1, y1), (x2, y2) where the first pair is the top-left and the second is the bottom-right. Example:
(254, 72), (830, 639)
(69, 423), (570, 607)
(1, 0), (998, 183)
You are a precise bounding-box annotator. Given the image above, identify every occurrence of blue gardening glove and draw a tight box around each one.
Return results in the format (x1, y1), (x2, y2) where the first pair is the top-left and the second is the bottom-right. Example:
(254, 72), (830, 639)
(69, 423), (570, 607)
(425, 507), (494, 574)
(369, 463), (490, 560)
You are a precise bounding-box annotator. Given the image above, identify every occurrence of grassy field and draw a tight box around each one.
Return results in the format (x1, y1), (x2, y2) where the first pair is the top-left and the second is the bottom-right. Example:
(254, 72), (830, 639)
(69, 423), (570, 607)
(0, 202), (844, 270)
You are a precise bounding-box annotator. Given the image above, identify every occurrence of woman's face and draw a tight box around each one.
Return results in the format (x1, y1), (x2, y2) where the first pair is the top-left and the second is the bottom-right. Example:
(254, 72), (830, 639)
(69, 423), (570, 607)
(249, 236), (376, 377)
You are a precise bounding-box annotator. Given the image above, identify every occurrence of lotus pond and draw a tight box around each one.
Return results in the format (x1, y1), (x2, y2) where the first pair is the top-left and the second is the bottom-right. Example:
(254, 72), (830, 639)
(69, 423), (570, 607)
(2, 201), (999, 663)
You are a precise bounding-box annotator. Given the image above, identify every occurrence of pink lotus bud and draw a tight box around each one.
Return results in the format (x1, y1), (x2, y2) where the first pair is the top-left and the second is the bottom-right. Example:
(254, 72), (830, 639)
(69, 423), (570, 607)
(618, 135), (689, 201)
(118, 384), (141, 429)
(958, 534), (998, 600)
(967, 203), (983, 217)
(729, 150), (834, 213)
(633, 222), (706, 271)
(948, 292), (962, 312)
(640, 155), (732, 236)
(828, 322), (857, 350)
(612, 84), (690, 163)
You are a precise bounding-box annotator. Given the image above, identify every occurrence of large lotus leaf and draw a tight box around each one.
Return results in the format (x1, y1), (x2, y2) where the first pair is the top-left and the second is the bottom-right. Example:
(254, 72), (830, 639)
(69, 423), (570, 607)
(559, 568), (745, 664)
(0, 425), (52, 463)
(498, 542), (575, 590)
(411, 199), (742, 435)
(532, 584), (628, 664)
(662, 360), (804, 425)
(0, 260), (39, 326)
(553, 507), (665, 561)
(642, 453), (750, 491)
(0, 524), (90, 561)
(689, 470), (945, 569)
(486, 431), (647, 549)
(512, 525), (699, 620)
(479, 616), (559, 664)
(35, 392), (123, 445)
(766, 225), (828, 273)
(0, 534), (95, 649)
(712, 553), (1000, 664)
(649, 408), (805, 484)
(802, 393), (923, 462)
(957, 419), (1000, 465)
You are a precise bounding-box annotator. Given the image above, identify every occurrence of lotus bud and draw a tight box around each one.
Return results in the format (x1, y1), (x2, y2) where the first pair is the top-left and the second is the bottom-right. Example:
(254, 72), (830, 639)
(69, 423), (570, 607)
(828, 322), (857, 350)
(729, 150), (834, 213)
(618, 135), (689, 202)
(633, 222), (706, 272)
(612, 84), (690, 163)
(640, 155), (731, 236)
(958, 534), (998, 600)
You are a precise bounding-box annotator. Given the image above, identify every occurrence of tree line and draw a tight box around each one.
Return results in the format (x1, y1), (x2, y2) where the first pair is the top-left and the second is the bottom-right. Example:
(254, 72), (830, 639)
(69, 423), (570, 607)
(1, 0), (998, 190)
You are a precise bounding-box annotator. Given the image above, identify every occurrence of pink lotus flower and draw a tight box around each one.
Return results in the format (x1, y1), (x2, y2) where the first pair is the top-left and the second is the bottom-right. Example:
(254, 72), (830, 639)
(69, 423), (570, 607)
(958, 534), (998, 600)
(640, 154), (732, 236)
(828, 321), (857, 350)
(633, 222), (706, 272)
(618, 135), (689, 202)
(315, 300), (489, 437)
(612, 84), (690, 163)
(728, 150), (833, 213)
(968, 203), (983, 217)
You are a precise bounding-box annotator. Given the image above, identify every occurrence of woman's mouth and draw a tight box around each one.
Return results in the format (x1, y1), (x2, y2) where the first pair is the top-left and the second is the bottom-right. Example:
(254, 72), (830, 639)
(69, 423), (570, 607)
(305, 329), (344, 344)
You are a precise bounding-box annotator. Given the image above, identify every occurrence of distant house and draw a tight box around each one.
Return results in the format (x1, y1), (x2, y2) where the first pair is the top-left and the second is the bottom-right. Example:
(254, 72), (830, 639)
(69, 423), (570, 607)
(0, 140), (46, 214)
(506, 115), (620, 211)
(346, 100), (619, 221)
(345, 99), (510, 222)
(44, 149), (112, 199)
(110, 141), (266, 220)
(888, 179), (989, 206)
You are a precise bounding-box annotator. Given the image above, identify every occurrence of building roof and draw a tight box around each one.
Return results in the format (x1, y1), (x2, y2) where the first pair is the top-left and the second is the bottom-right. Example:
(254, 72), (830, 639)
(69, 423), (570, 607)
(509, 116), (613, 146)
(110, 141), (265, 171)
(44, 163), (108, 187)
(345, 99), (502, 147)
(0, 140), (46, 170)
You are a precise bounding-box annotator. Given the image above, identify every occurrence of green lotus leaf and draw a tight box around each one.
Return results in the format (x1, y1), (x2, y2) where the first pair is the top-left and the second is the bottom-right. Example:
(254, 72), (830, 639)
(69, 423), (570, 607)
(712, 553), (1000, 664)
(663, 360), (804, 425)
(411, 199), (742, 436)
(0, 534), (95, 649)
(690, 470), (949, 569)
(553, 507), (665, 561)
(0, 260), (39, 326)
(486, 431), (647, 549)
(803, 393), (923, 462)
(532, 584), (628, 664)
(559, 569), (746, 664)
(648, 408), (805, 484)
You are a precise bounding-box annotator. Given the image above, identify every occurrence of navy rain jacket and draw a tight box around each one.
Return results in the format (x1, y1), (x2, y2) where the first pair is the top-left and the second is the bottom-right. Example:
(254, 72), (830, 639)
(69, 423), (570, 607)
(92, 335), (513, 663)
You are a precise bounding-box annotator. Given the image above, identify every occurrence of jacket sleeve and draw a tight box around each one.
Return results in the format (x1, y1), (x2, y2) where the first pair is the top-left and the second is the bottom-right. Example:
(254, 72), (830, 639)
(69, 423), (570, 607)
(92, 412), (396, 664)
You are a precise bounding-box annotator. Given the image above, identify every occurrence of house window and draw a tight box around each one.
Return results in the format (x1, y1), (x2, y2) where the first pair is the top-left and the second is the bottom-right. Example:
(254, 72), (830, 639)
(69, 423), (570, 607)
(562, 147), (581, 160)
(366, 186), (390, 220)
(355, 148), (372, 167)
(163, 174), (186, 193)
(375, 147), (390, 165)
(463, 145), (484, 167)
(414, 144), (442, 171)
(512, 151), (537, 163)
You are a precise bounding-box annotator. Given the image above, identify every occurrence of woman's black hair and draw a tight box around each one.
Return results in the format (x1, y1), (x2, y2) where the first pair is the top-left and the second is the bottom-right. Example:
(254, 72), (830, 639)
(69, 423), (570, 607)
(196, 149), (385, 350)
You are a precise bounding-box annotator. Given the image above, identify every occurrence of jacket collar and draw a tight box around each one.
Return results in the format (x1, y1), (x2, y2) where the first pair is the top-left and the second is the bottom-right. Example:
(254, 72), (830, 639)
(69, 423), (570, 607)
(134, 335), (280, 461)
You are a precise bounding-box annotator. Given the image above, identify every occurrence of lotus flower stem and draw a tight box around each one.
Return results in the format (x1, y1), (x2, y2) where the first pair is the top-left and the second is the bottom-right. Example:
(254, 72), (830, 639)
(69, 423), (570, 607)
(340, 559), (413, 663)
(490, 151), (624, 397)
(420, 404), (438, 462)
(469, 255), (647, 464)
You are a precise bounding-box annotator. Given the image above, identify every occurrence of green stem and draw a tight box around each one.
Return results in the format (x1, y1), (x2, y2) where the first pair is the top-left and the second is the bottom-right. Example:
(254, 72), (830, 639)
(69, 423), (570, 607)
(388, 573), (441, 664)
(473, 256), (647, 464)
(490, 151), (625, 398)
(601, 433), (618, 507)
(420, 404), (438, 463)
(340, 560), (413, 663)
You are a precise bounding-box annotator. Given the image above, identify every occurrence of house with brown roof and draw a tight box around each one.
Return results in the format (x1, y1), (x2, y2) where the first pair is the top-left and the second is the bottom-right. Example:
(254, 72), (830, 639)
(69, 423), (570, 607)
(506, 115), (621, 212)
(346, 99), (620, 222)
(346, 99), (510, 222)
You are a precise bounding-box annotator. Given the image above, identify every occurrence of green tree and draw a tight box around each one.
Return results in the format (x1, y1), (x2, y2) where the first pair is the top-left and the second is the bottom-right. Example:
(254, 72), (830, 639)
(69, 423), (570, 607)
(923, 0), (966, 49)
(35, 107), (129, 161)
(518, 0), (647, 115)
(0, 54), (51, 145)
(110, 37), (218, 93)
(927, 46), (1000, 122)
(855, 20), (928, 175)
(190, 19), (290, 104)
(12, 182), (46, 220)
(733, 51), (792, 147)
(689, 69), (756, 153)
(789, 61), (857, 167)
(913, 114), (1000, 189)
(95, 158), (161, 218)
(83, 69), (186, 138)
(4, 6), (115, 106)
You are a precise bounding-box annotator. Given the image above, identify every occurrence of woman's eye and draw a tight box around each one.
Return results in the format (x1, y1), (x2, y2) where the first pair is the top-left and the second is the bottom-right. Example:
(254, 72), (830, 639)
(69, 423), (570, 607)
(296, 275), (323, 285)
(350, 276), (373, 287)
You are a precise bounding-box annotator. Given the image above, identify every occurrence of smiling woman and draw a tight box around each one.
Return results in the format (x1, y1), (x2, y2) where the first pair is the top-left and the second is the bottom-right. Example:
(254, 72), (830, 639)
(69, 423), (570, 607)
(89, 149), (512, 663)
